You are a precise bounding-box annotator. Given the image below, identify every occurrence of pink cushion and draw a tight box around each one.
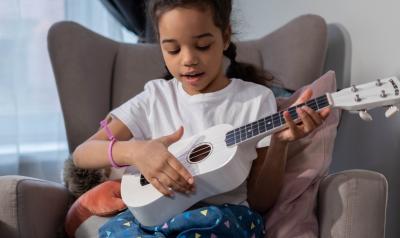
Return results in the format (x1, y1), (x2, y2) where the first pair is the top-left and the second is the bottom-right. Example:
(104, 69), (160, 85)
(65, 180), (126, 238)
(264, 71), (341, 237)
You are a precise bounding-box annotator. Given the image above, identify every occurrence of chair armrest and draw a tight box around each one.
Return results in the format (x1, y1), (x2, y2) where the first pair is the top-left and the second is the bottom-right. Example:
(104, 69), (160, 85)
(318, 169), (387, 238)
(0, 175), (74, 238)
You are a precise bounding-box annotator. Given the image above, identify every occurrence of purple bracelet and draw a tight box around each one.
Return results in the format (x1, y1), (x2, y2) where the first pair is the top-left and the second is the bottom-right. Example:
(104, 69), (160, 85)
(100, 119), (128, 168)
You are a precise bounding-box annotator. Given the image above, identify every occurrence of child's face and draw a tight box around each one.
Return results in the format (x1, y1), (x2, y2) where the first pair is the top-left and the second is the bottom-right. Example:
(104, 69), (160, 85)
(158, 6), (230, 95)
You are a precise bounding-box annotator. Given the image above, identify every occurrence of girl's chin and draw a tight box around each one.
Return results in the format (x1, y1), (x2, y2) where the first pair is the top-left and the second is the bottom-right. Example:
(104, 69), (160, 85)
(181, 80), (208, 95)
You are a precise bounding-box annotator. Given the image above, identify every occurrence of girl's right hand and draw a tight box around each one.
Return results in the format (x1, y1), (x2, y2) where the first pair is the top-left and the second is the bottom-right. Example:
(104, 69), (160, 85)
(132, 126), (195, 197)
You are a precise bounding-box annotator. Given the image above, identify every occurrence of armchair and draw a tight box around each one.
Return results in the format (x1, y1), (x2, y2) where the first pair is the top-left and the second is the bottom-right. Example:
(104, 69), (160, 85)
(0, 15), (387, 238)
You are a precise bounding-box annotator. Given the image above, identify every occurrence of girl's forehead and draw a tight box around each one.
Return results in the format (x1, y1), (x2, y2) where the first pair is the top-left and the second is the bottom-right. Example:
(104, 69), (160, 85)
(158, 7), (221, 40)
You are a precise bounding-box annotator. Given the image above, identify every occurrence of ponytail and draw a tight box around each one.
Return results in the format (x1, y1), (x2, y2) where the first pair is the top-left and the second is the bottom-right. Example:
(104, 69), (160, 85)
(224, 42), (273, 86)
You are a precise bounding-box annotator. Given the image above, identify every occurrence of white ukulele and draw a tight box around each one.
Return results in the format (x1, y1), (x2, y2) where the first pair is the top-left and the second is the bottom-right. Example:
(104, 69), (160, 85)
(121, 76), (400, 226)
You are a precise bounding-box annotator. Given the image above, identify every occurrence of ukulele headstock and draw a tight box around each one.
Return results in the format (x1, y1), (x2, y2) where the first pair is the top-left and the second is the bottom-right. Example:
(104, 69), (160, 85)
(330, 76), (400, 121)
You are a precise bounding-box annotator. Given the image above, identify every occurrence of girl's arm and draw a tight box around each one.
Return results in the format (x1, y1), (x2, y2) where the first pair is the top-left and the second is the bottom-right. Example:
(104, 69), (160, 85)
(72, 117), (194, 196)
(72, 117), (136, 169)
(247, 89), (331, 213)
(247, 136), (288, 214)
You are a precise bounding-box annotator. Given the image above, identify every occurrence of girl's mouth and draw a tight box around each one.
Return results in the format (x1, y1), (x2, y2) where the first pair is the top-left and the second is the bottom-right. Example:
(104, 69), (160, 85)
(182, 72), (205, 85)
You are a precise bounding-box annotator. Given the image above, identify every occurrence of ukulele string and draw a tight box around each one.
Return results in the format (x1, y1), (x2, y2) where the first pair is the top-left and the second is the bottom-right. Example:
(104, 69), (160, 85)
(173, 127), (278, 164)
(175, 95), (329, 163)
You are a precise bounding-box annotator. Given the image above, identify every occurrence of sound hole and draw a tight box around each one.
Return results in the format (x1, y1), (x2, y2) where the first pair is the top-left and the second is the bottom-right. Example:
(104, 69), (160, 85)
(188, 143), (212, 163)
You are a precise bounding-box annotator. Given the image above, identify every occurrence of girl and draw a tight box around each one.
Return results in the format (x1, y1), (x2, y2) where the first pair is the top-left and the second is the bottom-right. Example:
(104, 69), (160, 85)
(73, 0), (330, 237)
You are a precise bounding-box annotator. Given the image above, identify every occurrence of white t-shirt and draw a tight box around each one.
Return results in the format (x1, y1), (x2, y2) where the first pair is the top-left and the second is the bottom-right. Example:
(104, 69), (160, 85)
(111, 77), (277, 205)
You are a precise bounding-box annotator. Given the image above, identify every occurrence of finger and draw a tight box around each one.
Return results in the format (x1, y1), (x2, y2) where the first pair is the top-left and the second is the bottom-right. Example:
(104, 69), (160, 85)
(160, 171), (185, 193)
(160, 126), (184, 146)
(319, 108), (331, 119)
(168, 157), (195, 192)
(283, 111), (301, 137)
(301, 106), (323, 125)
(168, 155), (194, 186)
(162, 164), (191, 193)
(150, 177), (174, 197)
(297, 108), (316, 133)
(294, 88), (313, 105)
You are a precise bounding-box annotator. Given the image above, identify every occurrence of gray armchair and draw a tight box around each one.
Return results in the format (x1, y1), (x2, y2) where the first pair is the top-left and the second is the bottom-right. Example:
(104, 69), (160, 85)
(0, 15), (387, 238)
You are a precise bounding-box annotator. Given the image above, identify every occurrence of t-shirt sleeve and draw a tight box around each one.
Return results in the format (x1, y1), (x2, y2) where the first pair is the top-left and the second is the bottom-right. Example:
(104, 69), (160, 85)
(256, 90), (278, 148)
(110, 89), (152, 140)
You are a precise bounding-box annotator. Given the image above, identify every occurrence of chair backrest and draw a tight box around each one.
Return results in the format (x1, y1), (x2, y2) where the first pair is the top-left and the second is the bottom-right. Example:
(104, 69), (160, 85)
(48, 14), (328, 153)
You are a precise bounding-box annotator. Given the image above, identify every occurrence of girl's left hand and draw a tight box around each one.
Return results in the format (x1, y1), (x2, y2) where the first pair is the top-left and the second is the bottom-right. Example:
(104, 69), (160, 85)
(274, 88), (331, 143)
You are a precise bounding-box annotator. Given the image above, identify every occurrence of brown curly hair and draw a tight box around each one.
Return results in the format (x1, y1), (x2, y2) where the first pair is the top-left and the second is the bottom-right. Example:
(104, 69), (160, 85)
(147, 0), (273, 86)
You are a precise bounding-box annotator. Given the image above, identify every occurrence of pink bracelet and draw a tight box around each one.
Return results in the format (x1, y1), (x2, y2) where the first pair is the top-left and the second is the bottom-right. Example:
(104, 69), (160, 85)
(100, 119), (115, 141)
(100, 119), (128, 168)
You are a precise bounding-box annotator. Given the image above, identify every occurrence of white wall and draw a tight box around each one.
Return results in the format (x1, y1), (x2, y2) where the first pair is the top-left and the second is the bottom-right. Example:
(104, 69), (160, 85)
(233, 0), (400, 85)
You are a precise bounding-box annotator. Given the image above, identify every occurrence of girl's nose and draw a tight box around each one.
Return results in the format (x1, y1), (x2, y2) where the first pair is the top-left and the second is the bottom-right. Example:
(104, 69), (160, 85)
(182, 49), (199, 67)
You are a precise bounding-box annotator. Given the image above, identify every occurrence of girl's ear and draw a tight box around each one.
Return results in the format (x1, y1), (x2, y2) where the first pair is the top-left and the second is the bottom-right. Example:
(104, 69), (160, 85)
(223, 25), (232, 50)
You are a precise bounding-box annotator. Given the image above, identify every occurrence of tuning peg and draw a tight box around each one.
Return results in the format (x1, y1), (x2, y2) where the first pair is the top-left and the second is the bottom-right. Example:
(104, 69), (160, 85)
(385, 105), (399, 118)
(359, 110), (373, 121)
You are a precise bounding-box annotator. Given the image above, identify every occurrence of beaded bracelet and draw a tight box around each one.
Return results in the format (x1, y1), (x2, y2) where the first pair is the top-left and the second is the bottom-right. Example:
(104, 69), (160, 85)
(100, 118), (128, 168)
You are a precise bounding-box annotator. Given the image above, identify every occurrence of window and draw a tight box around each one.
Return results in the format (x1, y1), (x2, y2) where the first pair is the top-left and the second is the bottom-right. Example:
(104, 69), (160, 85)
(0, 0), (137, 182)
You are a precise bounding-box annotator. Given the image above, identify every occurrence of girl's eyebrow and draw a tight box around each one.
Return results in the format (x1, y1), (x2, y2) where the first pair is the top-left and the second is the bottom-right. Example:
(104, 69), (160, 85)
(161, 33), (214, 44)
(193, 33), (214, 39)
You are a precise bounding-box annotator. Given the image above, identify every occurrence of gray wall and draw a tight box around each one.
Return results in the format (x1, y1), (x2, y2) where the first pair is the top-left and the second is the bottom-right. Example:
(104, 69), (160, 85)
(233, 0), (400, 84)
(233, 0), (400, 237)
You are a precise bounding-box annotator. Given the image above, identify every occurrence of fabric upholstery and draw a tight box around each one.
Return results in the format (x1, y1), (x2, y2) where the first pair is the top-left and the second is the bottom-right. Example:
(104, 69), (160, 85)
(112, 43), (164, 107)
(318, 170), (387, 238)
(0, 176), (73, 238)
(265, 71), (340, 237)
(0, 176), (19, 237)
(48, 21), (119, 152)
(75, 215), (111, 238)
(257, 15), (328, 91)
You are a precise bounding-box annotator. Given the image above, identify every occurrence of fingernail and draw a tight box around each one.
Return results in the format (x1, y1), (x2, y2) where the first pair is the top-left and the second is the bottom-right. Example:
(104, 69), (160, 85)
(188, 178), (194, 184)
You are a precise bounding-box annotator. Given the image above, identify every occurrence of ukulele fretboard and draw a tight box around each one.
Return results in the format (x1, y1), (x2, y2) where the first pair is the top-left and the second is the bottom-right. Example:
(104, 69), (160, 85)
(225, 94), (330, 146)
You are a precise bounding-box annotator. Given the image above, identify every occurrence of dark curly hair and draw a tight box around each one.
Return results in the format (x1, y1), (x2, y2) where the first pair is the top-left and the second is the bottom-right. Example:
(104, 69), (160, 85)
(147, 0), (273, 86)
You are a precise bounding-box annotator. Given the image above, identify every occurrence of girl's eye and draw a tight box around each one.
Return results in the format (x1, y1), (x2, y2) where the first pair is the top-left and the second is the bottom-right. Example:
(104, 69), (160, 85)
(167, 49), (180, 55)
(197, 45), (211, 51)
(166, 45), (211, 55)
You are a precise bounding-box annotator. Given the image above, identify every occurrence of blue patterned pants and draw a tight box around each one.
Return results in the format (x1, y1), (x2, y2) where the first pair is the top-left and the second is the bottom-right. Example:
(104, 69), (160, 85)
(99, 203), (265, 238)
